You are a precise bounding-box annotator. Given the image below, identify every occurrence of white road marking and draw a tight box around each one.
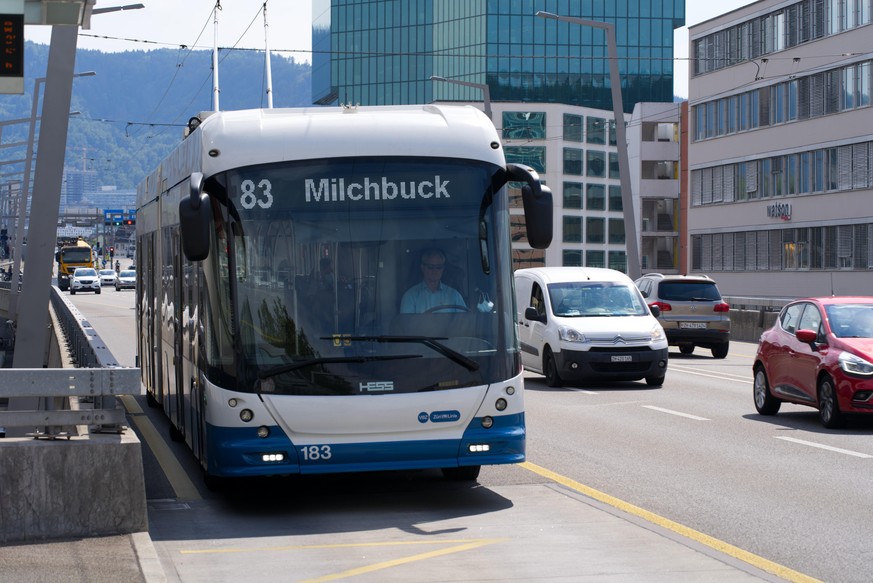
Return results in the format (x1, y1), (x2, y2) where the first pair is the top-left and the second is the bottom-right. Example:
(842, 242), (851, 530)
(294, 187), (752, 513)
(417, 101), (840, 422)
(774, 436), (873, 458)
(642, 405), (710, 421)
(668, 364), (752, 384)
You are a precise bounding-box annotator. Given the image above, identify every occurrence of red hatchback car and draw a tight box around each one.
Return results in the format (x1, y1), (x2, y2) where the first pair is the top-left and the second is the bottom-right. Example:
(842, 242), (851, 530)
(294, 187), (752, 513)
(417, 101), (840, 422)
(753, 296), (873, 428)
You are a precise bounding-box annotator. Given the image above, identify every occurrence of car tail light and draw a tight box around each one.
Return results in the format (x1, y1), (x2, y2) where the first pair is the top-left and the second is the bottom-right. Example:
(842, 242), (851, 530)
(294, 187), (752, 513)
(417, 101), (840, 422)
(651, 301), (671, 312)
(713, 303), (730, 313)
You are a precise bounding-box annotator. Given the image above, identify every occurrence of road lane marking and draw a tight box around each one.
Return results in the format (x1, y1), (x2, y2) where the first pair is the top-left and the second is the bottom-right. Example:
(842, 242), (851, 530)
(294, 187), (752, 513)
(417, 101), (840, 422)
(642, 405), (710, 421)
(668, 364), (752, 384)
(520, 461), (822, 583)
(119, 394), (202, 501)
(178, 538), (507, 582)
(775, 436), (873, 458)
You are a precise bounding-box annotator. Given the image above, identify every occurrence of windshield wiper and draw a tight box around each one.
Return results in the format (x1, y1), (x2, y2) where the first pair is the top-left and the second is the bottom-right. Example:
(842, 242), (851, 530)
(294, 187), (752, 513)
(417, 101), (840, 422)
(342, 335), (480, 372)
(258, 354), (422, 381)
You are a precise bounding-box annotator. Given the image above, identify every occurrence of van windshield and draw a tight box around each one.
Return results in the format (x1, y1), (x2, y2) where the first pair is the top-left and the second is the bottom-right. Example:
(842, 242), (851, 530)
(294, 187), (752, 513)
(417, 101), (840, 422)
(548, 282), (649, 317)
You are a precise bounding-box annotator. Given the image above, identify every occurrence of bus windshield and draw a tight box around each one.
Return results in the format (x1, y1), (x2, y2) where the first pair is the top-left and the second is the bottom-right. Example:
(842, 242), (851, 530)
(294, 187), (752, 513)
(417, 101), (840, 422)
(203, 157), (518, 396)
(60, 247), (92, 263)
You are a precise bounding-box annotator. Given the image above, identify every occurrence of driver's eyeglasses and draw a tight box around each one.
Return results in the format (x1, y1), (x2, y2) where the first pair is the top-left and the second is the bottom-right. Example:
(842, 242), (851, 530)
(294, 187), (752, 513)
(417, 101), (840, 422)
(422, 263), (445, 270)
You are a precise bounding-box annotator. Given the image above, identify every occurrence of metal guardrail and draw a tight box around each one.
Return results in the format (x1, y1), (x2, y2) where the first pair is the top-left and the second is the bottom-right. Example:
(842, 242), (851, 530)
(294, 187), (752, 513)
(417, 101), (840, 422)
(723, 296), (794, 312)
(0, 286), (140, 438)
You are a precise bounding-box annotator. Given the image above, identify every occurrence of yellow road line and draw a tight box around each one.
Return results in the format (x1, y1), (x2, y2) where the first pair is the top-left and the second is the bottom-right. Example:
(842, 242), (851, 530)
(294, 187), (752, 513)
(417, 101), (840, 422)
(179, 538), (507, 583)
(520, 461), (821, 583)
(119, 394), (202, 501)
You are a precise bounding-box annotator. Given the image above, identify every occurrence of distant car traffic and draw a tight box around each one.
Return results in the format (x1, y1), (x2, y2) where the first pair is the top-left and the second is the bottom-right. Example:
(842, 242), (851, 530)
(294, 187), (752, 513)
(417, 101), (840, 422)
(635, 273), (731, 358)
(70, 267), (101, 295)
(115, 270), (136, 291)
(753, 296), (873, 428)
(98, 269), (118, 286)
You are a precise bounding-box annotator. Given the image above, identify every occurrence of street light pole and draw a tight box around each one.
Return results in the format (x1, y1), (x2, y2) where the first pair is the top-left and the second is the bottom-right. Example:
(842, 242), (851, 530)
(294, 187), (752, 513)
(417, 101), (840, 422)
(8, 75), (94, 320)
(430, 76), (492, 121)
(536, 11), (641, 280)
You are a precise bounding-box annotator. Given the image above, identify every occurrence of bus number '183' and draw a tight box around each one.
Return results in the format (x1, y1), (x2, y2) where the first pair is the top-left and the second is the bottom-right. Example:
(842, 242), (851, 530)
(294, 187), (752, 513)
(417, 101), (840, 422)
(301, 445), (332, 461)
(240, 178), (274, 209)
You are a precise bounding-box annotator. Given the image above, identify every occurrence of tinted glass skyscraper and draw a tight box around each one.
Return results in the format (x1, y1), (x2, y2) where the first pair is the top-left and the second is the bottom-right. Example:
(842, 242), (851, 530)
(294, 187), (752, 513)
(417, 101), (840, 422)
(312, 0), (685, 112)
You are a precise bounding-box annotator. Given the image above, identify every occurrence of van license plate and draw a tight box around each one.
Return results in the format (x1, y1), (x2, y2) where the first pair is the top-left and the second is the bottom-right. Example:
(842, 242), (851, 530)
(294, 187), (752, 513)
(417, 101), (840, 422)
(611, 355), (633, 362)
(679, 322), (707, 329)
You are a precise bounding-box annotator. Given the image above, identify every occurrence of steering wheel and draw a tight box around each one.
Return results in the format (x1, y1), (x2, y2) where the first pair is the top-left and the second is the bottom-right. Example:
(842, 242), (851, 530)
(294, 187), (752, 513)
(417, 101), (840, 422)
(424, 304), (469, 314)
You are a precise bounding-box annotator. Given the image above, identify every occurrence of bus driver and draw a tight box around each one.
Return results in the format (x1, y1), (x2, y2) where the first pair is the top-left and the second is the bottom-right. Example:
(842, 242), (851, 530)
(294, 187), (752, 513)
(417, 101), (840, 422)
(400, 248), (466, 314)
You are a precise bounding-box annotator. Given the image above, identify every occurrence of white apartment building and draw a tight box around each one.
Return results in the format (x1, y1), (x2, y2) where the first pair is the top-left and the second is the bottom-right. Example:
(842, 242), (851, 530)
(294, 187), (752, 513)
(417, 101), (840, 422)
(687, 0), (873, 298)
(435, 101), (682, 277)
(627, 102), (682, 275)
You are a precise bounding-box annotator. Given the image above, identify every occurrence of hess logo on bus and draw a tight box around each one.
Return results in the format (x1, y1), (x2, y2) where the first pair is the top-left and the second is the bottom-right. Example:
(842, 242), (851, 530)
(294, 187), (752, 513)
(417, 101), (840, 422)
(360, 381), (394, 392)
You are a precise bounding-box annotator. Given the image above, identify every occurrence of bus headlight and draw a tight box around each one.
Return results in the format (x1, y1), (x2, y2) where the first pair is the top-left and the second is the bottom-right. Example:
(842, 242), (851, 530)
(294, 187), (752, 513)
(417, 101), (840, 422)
(481, 416), (494, 428)
(240, 409), (254, 422)
(495, 398), (507, 411)
(257, 426), (270, 438)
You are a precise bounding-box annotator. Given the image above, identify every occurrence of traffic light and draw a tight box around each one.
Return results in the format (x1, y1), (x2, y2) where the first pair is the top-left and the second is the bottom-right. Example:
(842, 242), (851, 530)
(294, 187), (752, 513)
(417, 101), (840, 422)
(124, 219), (135, 226)
(109, 246), (115, 257)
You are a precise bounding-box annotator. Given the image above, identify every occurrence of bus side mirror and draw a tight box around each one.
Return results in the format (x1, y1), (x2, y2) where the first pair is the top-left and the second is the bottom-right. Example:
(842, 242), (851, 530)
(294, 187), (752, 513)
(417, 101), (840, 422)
(179, 172), (211, 261)
(506, 164), (553, 249)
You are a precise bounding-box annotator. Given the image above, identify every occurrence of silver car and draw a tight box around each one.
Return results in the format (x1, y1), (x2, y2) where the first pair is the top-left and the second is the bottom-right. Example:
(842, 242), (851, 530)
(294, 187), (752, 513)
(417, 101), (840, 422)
(635, 273), (730, 358)
(115, 270), (136, 291)
(70, 267), (101, 295)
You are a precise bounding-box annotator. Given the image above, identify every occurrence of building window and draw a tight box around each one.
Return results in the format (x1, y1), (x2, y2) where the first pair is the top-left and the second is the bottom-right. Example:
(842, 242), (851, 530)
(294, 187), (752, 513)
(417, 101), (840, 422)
(563, 114), (583, 142)
(562, 249), (582, 266)
(608, 251), (627, 273)
(586, 116), (606, 144)
(608, 218), (626, 244)
(608, 185), (623, 211)
(505, 146), (546, 173)
(563, 182), (583, 209)
(586, 217), (605, 244)
(586, 250), (605, 268)
(503, 111), (546, 140)
(586, 184), (605, 210)
(563, 148), (583, 176)
(586, 150), (606, 178)
(563, 216), (582, 243)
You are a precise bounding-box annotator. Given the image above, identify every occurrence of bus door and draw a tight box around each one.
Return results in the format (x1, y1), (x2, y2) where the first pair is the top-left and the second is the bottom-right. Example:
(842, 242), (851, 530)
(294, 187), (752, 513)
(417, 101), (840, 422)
(171, 227), (185, 438)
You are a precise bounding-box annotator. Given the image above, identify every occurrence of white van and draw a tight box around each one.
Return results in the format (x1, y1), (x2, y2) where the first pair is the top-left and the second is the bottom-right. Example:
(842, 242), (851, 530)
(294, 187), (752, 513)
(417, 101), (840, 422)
(515, 267), (668, 387)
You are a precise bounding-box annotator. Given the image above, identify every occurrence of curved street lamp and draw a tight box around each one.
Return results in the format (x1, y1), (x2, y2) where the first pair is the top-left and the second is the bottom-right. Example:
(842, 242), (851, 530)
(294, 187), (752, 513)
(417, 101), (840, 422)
(536, 11), (641, 280)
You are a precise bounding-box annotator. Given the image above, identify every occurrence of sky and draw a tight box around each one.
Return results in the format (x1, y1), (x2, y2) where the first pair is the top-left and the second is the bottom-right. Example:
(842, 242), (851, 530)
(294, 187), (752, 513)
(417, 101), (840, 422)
(25, 0), (754, 99)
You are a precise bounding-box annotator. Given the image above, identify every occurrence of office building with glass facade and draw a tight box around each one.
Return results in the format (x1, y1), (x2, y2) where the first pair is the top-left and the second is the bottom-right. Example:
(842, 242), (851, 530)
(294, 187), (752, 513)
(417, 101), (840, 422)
(312, 1), (685, 112)
(311, 0), (686, 273)
(687, 0), (873, 298)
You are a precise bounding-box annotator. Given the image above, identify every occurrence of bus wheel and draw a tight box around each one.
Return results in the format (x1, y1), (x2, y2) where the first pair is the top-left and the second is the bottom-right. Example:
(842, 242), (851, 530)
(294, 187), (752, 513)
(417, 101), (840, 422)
(169, 423), (184, 443)
(203, 473), (227, 492)
(441, 465), (481, 481)
(145, 390), (160, 408)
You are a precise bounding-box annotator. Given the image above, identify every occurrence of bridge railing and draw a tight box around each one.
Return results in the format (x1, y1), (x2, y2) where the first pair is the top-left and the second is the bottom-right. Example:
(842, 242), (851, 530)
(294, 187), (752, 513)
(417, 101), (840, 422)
(0, 286), (139, 437)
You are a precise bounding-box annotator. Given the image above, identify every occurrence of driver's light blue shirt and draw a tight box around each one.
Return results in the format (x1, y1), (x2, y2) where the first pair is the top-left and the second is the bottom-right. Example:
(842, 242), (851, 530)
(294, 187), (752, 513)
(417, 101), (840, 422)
(400, 281), (466, 313)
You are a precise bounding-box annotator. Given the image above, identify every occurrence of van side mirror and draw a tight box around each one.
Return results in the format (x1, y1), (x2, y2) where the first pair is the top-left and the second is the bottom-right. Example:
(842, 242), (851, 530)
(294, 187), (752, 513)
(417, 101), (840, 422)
(506, 164), (553, 249)
(649, 304), (661, 318)
(524, 307), (545, 323)
(179, 172), (211, 261)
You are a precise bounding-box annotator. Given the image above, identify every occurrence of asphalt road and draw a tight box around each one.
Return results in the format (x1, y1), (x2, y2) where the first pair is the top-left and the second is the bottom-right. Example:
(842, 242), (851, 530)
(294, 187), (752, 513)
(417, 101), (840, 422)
(70, 289), (873, 582)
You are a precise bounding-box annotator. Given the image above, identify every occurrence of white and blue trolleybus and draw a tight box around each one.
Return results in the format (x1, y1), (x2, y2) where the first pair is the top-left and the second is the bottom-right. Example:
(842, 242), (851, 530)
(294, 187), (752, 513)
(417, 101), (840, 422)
(136, 105), (552, 486)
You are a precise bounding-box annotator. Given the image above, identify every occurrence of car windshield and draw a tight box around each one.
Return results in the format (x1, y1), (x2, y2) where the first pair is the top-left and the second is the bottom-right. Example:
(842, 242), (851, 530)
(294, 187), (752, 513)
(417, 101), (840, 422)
(99, 270), (115, 276)
(658, 281), (721, 301)
(75, 269), (96, 277)
(548, 282), (649, 317)
(825, 303), (873, 338)
(119, 270), (136, 277)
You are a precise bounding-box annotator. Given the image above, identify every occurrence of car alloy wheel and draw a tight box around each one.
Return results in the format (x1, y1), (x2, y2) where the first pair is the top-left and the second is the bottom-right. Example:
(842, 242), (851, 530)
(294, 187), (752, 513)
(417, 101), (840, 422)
(753, 366), (781, 415)
(818, 376), (844, 429)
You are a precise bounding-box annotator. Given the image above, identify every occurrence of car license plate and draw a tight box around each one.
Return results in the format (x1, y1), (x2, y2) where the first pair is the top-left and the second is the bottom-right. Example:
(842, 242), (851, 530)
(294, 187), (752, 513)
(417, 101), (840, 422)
(611, 355), (633, 362)
(679, 322), (707, 329)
